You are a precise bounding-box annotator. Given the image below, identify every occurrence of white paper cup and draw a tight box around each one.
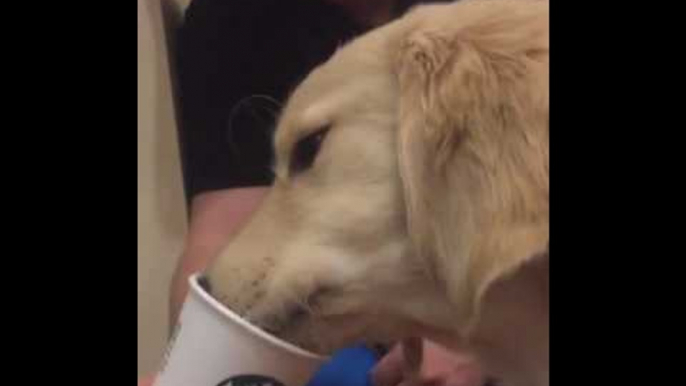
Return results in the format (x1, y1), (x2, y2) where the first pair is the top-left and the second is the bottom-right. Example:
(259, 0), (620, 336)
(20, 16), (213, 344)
(153, 274), (327, 386)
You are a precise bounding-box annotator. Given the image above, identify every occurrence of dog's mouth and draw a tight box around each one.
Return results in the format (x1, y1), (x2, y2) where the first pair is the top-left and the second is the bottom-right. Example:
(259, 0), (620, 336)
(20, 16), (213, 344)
(200, 275), (390, 354)
(257, 303), (309, 338)
(249, 286), (388, 354)
(200, 274), (319, 349)
(251, 285), (337, 338)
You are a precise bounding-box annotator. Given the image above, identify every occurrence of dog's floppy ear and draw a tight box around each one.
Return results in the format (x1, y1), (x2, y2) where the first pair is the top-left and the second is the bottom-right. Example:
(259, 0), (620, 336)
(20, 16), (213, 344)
(393, 3), (549, 333)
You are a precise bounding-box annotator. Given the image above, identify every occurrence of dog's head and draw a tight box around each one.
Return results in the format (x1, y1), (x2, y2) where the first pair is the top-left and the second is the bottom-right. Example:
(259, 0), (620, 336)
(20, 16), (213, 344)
(207, 0), (549, 360)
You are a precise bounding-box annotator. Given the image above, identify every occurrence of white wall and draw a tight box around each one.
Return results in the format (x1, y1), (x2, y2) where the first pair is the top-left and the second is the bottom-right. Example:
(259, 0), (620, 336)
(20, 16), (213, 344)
(137, 0), (190, 376)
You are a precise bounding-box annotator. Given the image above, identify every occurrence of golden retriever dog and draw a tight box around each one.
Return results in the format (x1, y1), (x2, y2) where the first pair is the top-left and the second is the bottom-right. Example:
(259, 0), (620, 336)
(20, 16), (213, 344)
(206, 1), (549, 385)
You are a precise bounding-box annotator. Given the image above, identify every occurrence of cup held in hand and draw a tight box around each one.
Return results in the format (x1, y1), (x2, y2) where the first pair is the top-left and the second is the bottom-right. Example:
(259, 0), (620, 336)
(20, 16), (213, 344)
(153, 274), (327, 386)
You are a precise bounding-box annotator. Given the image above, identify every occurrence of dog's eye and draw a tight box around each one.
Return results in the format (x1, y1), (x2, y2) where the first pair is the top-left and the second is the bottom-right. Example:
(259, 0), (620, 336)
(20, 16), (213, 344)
(290, 128), (328, 175)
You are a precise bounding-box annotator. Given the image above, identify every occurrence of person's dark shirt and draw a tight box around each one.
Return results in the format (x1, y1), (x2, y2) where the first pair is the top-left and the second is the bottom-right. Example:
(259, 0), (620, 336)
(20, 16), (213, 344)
(176, 0), (446, 199)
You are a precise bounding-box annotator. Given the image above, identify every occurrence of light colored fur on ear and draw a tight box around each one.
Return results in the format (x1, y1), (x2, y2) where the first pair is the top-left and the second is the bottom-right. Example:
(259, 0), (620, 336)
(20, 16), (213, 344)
(394, 0), (549, 334)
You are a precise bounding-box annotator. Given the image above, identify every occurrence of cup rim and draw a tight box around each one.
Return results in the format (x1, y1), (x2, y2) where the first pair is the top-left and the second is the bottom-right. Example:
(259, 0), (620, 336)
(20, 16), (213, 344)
(188, 273), (327, 361)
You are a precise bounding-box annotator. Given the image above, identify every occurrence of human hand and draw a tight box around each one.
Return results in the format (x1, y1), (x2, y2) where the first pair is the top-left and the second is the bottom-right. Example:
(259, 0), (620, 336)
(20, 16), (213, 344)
(371, 340), (482, 386)
(137, 375), (155, 386)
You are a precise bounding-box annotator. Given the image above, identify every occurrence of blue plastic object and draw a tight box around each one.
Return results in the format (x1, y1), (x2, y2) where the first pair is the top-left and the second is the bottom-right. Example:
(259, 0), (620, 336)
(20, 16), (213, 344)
(304, 345), (379, 386)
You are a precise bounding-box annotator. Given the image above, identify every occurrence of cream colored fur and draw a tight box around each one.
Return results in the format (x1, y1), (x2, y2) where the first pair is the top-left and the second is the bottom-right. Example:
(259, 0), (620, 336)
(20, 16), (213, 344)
(207, 1), (549, 385)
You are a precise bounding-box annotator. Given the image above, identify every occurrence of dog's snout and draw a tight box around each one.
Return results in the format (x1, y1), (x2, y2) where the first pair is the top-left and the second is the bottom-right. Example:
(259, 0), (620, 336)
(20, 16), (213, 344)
(248, 285), (337, 339)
